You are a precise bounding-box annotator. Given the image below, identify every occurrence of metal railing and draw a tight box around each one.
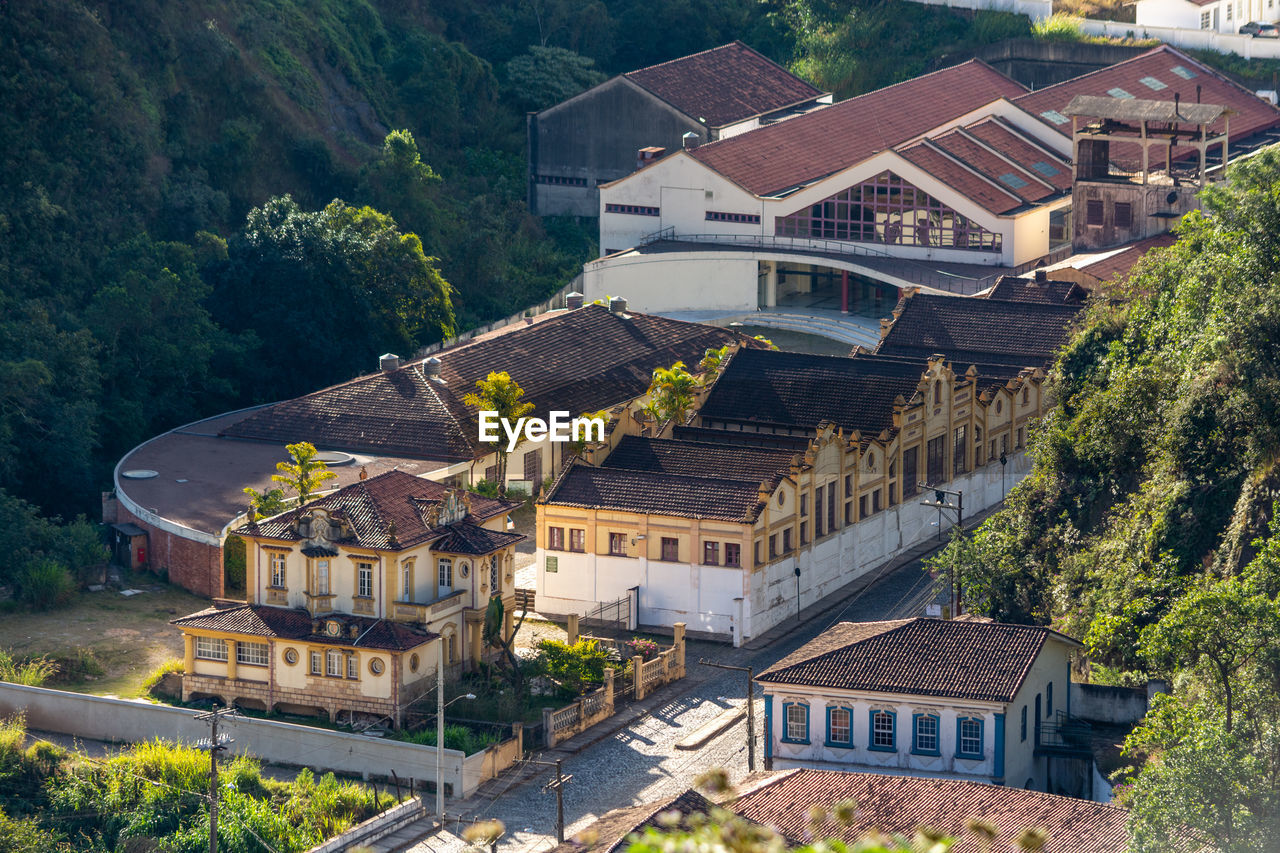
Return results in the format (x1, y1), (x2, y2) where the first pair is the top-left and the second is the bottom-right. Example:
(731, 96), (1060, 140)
(1038, 710), (1092, 753)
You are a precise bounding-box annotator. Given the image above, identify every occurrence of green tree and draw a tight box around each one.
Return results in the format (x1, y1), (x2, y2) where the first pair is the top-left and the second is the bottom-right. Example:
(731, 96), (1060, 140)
(483, 594), (527, 691)
(243, 486), (289, 521)
(463, 371), (534, 493)
(504, 46), (606, 111)
(271, 442), (337, 508)
(644, 361), (698, 425)
(698, 344), (732, 383)
(566, 409), (611, 458)
(356, 130), (445, 251)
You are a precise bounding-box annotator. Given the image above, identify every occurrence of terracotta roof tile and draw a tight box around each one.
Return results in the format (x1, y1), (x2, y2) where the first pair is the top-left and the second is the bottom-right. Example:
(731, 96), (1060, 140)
(895, 140), (1025, 214)
(544, 460), (767, 522)
(602, 435), (798, 482)
(986, 275), (1087, 304)
(733, 769), (1132, 852)
(1075, 232), (1177, 281)
(235, 470), (518, 551)
(624, 41), (825, 128)
(171, 603), (438, 652)
(964, 118), (1073, 192)
(699, 349), (925, 434)
(874, 293), (1080, 369)
(689, 61), (1026, 196)
(757, 618), (1077, 703)
(430, 523), (524, 556)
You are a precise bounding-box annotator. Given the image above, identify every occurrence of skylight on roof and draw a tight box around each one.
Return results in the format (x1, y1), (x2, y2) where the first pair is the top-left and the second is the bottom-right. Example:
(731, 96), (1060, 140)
(1040, 109), (1069, 125)
(998, 173), (1028, 189)
(1108, 87), (1135, 99)
(1171, 65), (1197, 80)
(1140, 76), (1168, 91)
(1031, 161), (1060, 177)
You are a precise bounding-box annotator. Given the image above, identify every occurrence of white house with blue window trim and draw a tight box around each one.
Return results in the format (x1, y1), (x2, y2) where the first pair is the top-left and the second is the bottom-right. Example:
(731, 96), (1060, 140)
(756, 617), (1095, 799)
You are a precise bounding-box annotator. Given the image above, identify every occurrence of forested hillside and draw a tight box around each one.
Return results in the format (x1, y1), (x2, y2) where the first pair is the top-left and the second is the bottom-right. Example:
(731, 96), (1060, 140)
(931, 152), (1280, 850)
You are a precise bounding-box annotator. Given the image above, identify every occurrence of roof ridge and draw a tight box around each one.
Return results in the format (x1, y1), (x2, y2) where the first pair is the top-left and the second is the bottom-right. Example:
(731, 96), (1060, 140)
(624, 40), (743, 78)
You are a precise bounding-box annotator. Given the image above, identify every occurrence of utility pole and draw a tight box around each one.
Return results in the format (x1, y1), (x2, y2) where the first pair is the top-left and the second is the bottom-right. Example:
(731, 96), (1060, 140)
(525, 758), (573, 842)
(919, 485), (965, 616)
(699, 659), (756, 771)
(194, 705), (238, 853)
(1000, 450), (1008, 500)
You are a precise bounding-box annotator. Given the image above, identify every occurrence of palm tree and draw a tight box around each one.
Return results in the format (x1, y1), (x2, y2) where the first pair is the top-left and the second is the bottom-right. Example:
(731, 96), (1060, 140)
(464, 371), (534, 494)
(644, 361), (698, 425)
(270, 442), (337, 507)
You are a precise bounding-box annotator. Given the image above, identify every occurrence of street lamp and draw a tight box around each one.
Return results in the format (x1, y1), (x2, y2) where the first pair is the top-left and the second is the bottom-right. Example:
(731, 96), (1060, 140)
(436, 637), (476, 822)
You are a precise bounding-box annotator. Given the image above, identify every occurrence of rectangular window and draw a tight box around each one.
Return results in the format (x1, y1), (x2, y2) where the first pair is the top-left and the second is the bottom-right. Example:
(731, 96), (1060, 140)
(914, 714), (939, 753)
(800, 493), (808, 517)
(548, 526), (565, 550)
(953, 426), (968, 476)
(195, 636), (228, 662)
(1114, 202), (1132, 229)
(1017, 427), (1025, 449)
(859, 494), (868, 519)
(769, 534), (778, 559)
(536, 174), (588, 186)
(785, 704), (809, 742)
(753, 540), (762, 565)
(1001, 434), (1009, 456)
(1201, 10), (1210, 27)
(1021, 706), (1028, 742)
(316, 559), (330, 595)
(704, 541), (720, 565)
(844, 474), (853, 498)
(346, 654), (358, 680)
(661, 537), (679, 562)
(814, 485), (824, 537)
(706, 210), (761, 224)
(1086, 199), (1104, 226)
(357, 562), (373, 598)
(782, 528), (792, 552)
(604, 203), (659, 216)
(903, 447), (918, 497)
(873, 489), (882, 513)
(569, 528), (586, 552)
(828, 707), (852, 745)
(871, 710), (895, 750)
(889, 483), (897, 506)
(844, 500), (853, 525)
(326, 649), (342, 677)
(310, 651), (322, 675)
(237, 641), (269, 667)
(926, 435), (946, 485)
(270, 553), (286, 588)
(725, 543), (741, 567)
(958, 718), (983, 757)
(402, 562), (413, 602)
(609, 532), (628, 556)
(438, 558), (452, 590)
(827, 483), (837, 531)
(799, 521), (808, 545)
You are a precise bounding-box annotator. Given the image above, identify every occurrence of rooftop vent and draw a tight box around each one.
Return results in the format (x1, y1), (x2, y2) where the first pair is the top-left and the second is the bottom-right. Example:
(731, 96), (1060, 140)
(566, 291), (584, 310)
(608, 296), (628, 314)
(682, 131), (700, 150)
(1034, 269), (1047, 284)
(422, 356), (443, 379)
(379, 353), (402, 372)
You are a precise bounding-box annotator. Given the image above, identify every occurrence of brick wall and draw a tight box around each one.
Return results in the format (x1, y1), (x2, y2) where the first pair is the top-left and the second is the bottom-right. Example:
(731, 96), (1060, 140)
(183, 673), (400, 722)
(115, 502), (225, 598)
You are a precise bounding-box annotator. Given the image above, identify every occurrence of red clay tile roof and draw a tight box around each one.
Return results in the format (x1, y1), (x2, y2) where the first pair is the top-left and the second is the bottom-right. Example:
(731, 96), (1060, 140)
(430, 523), (524, 556)
(896, 140), (1025, 214)
(171, 603), (438, 652)
(544, 459), (768, 522)
(235, 470), (519, 551)
(874, 293), (1080, 369)
(1075, 232), (1177, 281)
(964, 117), (1073, 193)
(624, 41), (825, 129)
(756, 618), (1079, 703)
(699, 349), (925, 435)
(688, 60), (1027, 196)
(733, 769), (1131, 852)
(548, 789), (753, 853)
(1014, 45), (1280, 166)
(986, 275), (1087, 304)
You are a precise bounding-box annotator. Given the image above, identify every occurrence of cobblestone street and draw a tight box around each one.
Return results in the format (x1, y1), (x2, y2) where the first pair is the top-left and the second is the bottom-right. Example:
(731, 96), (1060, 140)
(420, 552), (947, 853)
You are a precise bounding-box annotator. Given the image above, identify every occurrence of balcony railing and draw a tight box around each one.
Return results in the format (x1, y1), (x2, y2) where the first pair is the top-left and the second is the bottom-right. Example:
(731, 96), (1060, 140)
(1036, 711), (1093, 757)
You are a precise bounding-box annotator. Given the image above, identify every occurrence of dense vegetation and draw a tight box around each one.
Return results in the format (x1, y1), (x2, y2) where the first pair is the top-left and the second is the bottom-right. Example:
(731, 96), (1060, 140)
(0, 715), (393, 852)
(928, 152), (1280, 850)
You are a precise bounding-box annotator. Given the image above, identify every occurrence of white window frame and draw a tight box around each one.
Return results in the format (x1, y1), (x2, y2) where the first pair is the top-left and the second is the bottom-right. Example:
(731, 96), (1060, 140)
(236, 641), (269, 667)
(914, 714), (938, 752)
(270, 553), (286, 588)
(785, 703), (808, 742)
(316, 559), (330, 595)
(326, 649), (342, 677)
(828, 707), (851, 744)
(959, 718), (983, 756)
(872, 711), (895, 749)
(195, 636), (228, 662)
(438, 558), (453, 592)
(402, 561), (413, 602)
(357, 562), (373, 598)
(310, 651), (322, 675)
(346, 653), (358, 680)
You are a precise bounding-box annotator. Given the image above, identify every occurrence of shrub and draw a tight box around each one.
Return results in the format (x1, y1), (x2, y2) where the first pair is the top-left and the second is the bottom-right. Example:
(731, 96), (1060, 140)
(0, 650), (57, 687)
(400, 723), (498, 754)
(15, 559), (74, 611)
(532, 639), (612, 693)
(625, 637), (660, 662)
(470, 479), (501, 498)
(1033, 13), (1085, 41)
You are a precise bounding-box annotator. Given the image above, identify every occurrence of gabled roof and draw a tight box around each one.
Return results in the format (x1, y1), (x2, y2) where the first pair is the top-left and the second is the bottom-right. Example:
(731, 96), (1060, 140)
(1014, 45), (1280, 162)
(733, 769), (1131, 853)
(688, 60), (1027, 197)
(222, 305), (752, 460)
(543, 459), (768, 523)
(756, 618), (1080, 703)
(874, 292), (1080, 370)
(623, 41), (825, 129)
(986, 275), (1088, 304)
(602, 435), (798, 483)
(171, 603), (438, 652)
(235, 470), (519, 551)
(1071, 232), (1178, 282)
(699, 348), (925, 434)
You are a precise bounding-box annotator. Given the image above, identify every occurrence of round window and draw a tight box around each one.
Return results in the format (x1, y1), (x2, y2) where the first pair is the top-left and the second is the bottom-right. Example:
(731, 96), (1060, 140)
(778, 491), (786, 506)
(459, 561), (470, 579)
(369, 657), (385, 675)
(995, 399), (1003, 414)
(410, 653), (420, 673)
(283, 648), (299, 666)
(867, 451), (875, 467)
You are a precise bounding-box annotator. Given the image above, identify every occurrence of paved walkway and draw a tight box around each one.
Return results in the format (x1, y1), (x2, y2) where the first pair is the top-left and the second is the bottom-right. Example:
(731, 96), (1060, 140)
(388, 525), (979, 853)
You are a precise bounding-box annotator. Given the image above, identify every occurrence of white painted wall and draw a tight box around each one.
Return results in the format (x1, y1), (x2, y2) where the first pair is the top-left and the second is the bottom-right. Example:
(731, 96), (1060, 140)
(1086, 14), (1280, 56)
(582, 250), (760, 313)
(1005, 637), (1077, 794)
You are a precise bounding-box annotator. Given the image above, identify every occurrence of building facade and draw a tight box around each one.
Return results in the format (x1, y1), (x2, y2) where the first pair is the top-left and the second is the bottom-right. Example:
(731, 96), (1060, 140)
(172, 471), (523, 726)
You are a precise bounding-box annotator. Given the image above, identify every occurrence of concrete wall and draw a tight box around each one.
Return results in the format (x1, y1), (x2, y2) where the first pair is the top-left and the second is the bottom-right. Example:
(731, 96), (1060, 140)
(0, 681), (482, 795)
(1070, 682), (1149, 725)
(1082, 15), (1280, 57)
(1005, 638), (1075, 794)
(1073, 181), (1201, 251)
(582, 250), (760, 313)
(973, 39), (1150, 89)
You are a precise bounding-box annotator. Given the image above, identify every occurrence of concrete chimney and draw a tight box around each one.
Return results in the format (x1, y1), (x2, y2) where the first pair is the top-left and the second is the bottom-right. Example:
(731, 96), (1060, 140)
(566, 291), (584, 310)
(379, 353), (402, 372)
(422, 356), (442, 379)
(608, 296), (628, 314)
(1034, 269), (1047, 284)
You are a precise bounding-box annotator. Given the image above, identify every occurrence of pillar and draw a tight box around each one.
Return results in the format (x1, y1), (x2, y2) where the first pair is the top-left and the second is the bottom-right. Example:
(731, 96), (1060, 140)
(603, 667), (615, 713)
(841, 270), (849, 314)
(673, 622), (686, 677)
(469, 620), (483, 667)
(225, 639), (238, 681)
(632, 655), (645, 701)
(764, 261), (778, 308)
(183, 634), (195, 675)
(566, 613), (579, 645)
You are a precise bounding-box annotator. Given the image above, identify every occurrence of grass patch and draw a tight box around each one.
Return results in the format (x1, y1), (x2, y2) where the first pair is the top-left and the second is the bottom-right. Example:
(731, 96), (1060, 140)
(0, 650), (57, 686)
(138, 658), (184, 699)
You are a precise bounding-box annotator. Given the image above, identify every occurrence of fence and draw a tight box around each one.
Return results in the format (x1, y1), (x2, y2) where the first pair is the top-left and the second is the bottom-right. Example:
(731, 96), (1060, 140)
(1078, 18), (1280, 60)
(0, 681), (520, 799)
(541, 623), (687, 746)
(416, 276), (580, 358)
(907, 0), (1051, 20)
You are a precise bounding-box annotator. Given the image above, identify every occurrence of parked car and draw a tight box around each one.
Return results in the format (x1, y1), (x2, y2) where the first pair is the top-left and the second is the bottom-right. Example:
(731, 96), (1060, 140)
(1240, 21), (1280, 37)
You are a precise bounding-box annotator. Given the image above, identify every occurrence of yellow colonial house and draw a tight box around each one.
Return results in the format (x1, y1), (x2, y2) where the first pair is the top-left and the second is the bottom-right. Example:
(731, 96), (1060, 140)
(172, 470), (523, 726)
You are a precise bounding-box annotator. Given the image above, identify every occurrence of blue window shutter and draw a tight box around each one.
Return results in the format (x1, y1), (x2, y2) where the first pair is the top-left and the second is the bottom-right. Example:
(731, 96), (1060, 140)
(912, 712), (921, 751)
(803, 704), (810, 742)
(765, 695), (773, 763)
(826, 706), (833, 743)
(889, 710), (897, 750)
(994, 713), (1005, 781)
(1047, 682), (1054, 716)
